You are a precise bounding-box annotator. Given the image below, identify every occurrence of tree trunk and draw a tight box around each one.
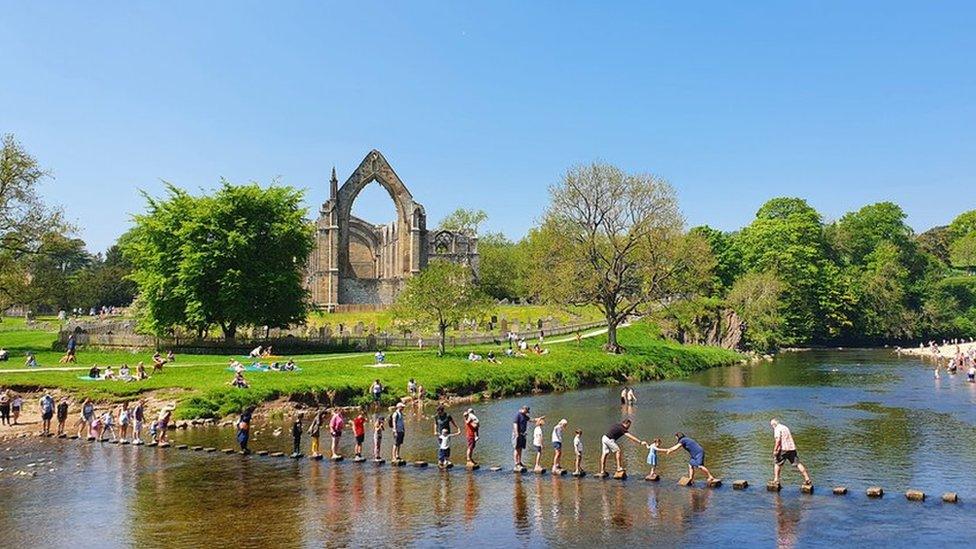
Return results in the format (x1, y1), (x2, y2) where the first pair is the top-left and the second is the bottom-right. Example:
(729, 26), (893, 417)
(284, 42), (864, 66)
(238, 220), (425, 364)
(222, 322), (237, 340)
(605, 317), (622, 354)
(438, 325), (446, 357)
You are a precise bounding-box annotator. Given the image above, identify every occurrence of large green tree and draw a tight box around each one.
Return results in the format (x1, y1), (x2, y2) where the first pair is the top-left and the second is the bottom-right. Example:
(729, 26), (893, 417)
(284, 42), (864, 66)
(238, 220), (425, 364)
(950, 233), (976, 274)
(477, 232), (531, 301)
(830, 202), (914, 265)
(391, 260), (492, 356)
(123, 182), (314, 339)
(726, 271), (786, 351)
(438, 208), (488, 234)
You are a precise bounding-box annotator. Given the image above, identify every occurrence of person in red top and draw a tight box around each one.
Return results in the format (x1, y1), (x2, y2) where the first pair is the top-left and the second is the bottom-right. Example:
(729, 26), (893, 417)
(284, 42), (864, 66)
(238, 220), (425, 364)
(463, 408), (480, 466)
(353, 409), (368, 459)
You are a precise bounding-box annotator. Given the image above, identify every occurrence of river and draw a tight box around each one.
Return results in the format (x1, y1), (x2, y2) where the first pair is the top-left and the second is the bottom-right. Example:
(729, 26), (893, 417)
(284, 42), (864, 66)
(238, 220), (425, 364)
(2, 349), (976, 547)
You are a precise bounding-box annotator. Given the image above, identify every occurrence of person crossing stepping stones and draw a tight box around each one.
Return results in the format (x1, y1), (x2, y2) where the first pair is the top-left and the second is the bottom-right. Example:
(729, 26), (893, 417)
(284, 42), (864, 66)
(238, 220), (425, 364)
(390, 402), (406, 463)
(353, 409), (368, 460)
(512, 406), (544, 471)
(329, 409), (345, 459)
(663, 432), (716, 484)
(433, 405), (459, 467)
(770, 419), (812, 487)
(463, 408), (480, 467)
(291, 412), (304, 457)
(598, 419), (645, 477)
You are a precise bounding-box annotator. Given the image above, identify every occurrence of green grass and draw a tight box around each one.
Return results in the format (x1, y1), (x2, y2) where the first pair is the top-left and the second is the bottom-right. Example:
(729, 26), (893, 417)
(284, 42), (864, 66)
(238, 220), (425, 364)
(0, 317), (740, 420)
(307, 303), (603, 332)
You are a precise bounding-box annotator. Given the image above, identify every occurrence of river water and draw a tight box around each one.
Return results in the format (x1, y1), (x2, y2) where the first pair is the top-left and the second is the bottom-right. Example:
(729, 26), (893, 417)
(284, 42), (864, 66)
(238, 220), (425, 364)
(2, 350), (976, 547)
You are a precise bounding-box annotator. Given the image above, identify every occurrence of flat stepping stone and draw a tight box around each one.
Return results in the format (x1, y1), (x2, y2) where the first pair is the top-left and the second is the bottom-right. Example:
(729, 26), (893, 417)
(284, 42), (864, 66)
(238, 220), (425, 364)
(489, 466), (503, 472)
(612, 470), (627, 480)
(191, 446), (203, 451)
(391, 459), (407, 467)
(553, 468), (567, 476)
(465, 463), (480, 470)
(87, 436), (96, 442)
(595, 472), (610, 479)
(733, 480), (749, 490)
(905, 489), (925, 502)
(373, 459), (386, 465)
(159, 442), (171, 448)
(256, 450), (269, 456)
(412, 461), (429, 468)
(312, 455), (324, 461)
(534, 468), (547, 475)
(110, 439), (120, 444)
(146, 442), (158, 447)
(120, 440), (130, 445)
(176, 444), (188, 450)
(833, 486), (848, 495)
(942, 492), (959, 503)
(222, 448), (236, 454)
(57, 434), (67, 439)
(69, 435), (79, 440)
(438, 463), (454, 470)
(270, 452), (285, 458)
(866, 486), (884, 498)
(678, 476), (694, 486)
(644, 474), (661, 482)
(353, 456), (367, 463)
(290, 453), (304, 459)
(571, 471), (586, 478)
(204, 447), (216, 453)
(801, 484), (814, 494)
(766, 481), (782, 492)
(513, 466), (527, 473)
(707, 478), (722, 488)
(331, 456), (344, 462)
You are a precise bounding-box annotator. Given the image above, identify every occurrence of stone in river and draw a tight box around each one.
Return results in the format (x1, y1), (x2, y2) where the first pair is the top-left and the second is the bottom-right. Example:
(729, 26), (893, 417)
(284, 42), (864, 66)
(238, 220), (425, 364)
(866, 487), (884, 498)
(706, 478), (722, 488)
(766, 481), (782, 492)
(413, 461), (429, 468)
(801, 484), (814, 494)
(905, 489), (925, 502)
(678, 476), (693, 486)
(612, 470), (627, 480)
(832, 486), (848, 495)
(256, 450), (269, 456)
(942, 492), (959, 503)
(733, 480), (749, 490)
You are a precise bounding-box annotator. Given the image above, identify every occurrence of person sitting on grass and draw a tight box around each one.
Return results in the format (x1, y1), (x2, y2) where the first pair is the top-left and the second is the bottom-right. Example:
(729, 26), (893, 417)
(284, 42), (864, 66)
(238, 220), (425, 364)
(375, 350), (385, 364)
(262, 346), (274, 358)
(25, 352), (38, 368)
(119, 364), (132, 382)
(230, 371), (249, 388)
(0, 347), (8, 361)
(231, 359), (245, 374)
(103, 366), (115, 380)
(248, 345), (263, 359)
(166, 350), (175, 363)
(152, 352), (166, 373)
(136, 362), (148, 380)
(468, 352), (482, 362)
(486, 350), (500, 364)
(283, 359), (296, 371)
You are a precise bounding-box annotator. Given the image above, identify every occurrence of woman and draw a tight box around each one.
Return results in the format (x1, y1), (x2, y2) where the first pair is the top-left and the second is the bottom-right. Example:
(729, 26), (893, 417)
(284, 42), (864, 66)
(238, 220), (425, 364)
(136, 362), (147, 380)
(78, 398), (95, 437)
(307, 410), (324, 458)
(329, 409), (345, 459)
(0, 390), (11, 425)
(156, 406), (172, 442)
(237, 407), (254, 454)
(11, 393), (23, 425)
(132, 400), (145, 443)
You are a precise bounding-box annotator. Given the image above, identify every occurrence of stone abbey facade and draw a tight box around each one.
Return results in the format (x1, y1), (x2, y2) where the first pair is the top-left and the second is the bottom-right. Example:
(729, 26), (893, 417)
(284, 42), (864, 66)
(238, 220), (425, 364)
(307, 150), (479, 310)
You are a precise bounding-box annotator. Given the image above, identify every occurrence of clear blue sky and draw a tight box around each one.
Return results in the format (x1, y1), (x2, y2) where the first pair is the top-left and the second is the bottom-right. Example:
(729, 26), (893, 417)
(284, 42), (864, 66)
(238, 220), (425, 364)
(2, 2), (974, 253)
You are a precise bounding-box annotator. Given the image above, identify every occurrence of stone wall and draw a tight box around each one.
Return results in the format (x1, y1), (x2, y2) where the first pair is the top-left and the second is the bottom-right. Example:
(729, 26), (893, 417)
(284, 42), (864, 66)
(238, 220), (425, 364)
(338, 278), (403, 306)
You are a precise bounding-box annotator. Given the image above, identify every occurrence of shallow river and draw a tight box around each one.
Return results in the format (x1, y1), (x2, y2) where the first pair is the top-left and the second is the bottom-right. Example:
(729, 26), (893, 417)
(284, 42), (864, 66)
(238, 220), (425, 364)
(3, 350), (976, 547)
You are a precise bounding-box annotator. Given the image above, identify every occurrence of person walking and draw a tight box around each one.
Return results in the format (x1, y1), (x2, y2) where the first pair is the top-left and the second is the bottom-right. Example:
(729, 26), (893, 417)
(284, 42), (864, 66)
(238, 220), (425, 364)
(370, 380), (384, 411)
(132, 400), (145, 444)
(329, 409), (345, 459)
(512, 406), (543, 471)
(551, 418), (568, 473)
(391, 402), (406, 462)
(308, 410), (324, 458)
(770, 419), (812, 486)
(598, 419), (645, 476)
(237, 407), (254, 454)
(463, 408), (480, 466)
(78, 398), (95, 438)
(433, 405), (459, 466)
(663, 432), (716, 483)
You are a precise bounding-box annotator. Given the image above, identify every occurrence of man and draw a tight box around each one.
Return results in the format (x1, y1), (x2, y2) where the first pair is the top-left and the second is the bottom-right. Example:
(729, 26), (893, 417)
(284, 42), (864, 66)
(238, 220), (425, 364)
(433, 405), (459, 465)
(463, 408), (480, 466)
(599, 418), (645, 476)
(512, 406), (543, 470)
(391, 402), (406, 462)
(39, 392), (55, 435)
(663, 432), (716, 483)
(371, 380), (384, 410)
(770, 419), (812, 486)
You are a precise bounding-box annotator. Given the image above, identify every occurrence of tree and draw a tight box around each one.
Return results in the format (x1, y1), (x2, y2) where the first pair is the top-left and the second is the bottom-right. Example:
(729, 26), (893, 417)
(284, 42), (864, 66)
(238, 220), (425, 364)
(726, 271), (787, 351)
(70, 244), (138, 310)
(830, 202), (914, 265)
(0, 134), (67, 312)
(123, 181), (314, 339)
(391, 260), (492, 356)
(532, 162), (703, 353)
(477, 232), (531, 301)
(948, 210), (976, 242)
(917, 226), (951, 265)
(950, 233), (976, 274)
(438, 208), (488, 234)
(689, 225), (742, 294)
(23, 233), (92, 312)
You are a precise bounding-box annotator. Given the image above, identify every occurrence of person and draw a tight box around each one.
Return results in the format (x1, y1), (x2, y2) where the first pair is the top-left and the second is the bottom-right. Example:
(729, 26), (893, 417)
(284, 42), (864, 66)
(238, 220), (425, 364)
(770, 419), (812, 486)
(101, 409), (117, 442)
(374, 350), (385, 364)
(118, 402), (130, 442)
(573, 429), (585, 476)
(532, 418), (546, 471)
(11, 393), (22, 425)
(391, 402), (406, 462)
(620, 386), (629, 405)
(61, 333), (77, 363)
(417, 385), (427, 403)
(626, 387), (637, 405)
(152, 352), (166, 373)
(166, 350), (175, 363)
(373, 415), (385, 461)
(663, 432), (716, 483)
(598, 419), (645, 476)
(407, 378), (417, 399)
(291, 413), (304, 457)
(968, 363), (975, 383)
(248, 345), (263, 359)
(486, 350), (499, 363)
(78, 398), (95, 437)
(119, 364), (132, 382)
(0, 347), (8, 361)
(370, 379), (384, 409)
(433, 405), (459, 464)
(25, 352), (38, 368)
(512, 406), (543, 471)
(283, 359), (296, 371)
(551, 418), (568, 472)
(0, 390), (9, 425)
(237, 407), (254, 454)
(103, 365), (115, 380)
(438, 427), (460, 468)
(329, 409), (345, 459)
(136, 362), (147, 380)
(643, 438), (662, 480)
(156, 406), (172, 443)
(230, 371), (248, 388)
(463, 408), (480, 466)
(91, 413), (104, 440)
(39, 392), (55, 435)
(308, 410), (325, 458)
(353, 409), (368, 459)
(56, 397), (69, 435)
(88, 364), (100, 379)
(132, 400), (145, 443)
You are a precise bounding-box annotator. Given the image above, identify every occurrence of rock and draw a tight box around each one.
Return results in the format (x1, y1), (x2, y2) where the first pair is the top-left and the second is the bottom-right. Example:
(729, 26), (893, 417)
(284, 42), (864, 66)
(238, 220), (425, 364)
(57, 434), (67, 439)
(391, 459), (406, 467)
(513, 465), (527, 473)
(489, 466), (502, 472)
(595, 472), (610, 479)
(191, 446), (203, 451)
(466, 463), (480, 471)
(707, 478), (722, 488)
(176, 444), (188, 450)
(222, 448), (236, 454)
(801, 484), (814, 494)
(612, 470), (627, 480)
(832, 486), (847, 495)
(256, 450), (269, 456)
(866, 487), (884, 498)
(733, 480), (749, 490)
(553, 468), (567, 476)
(159, 442), (170, 448)
(270, 452), (285, 458)
(942, 492), (959, 503)
(678, 476), (693, 486)
(644, 473), (661, 482)
(373, 458), (386, 465)
(146, 442), (158, 447)
(331, 455), (344, 462)
(412, 461), (429, 468)
(534, 467), (548, 475)
(439, 462), (454, 470)
(312, 455), (324, 461)
(766, 481), (782, 492)
(905, 490), (925, 502)
(204, 447), (216, 453)
(290, 453), (304, 459)
(353, 456), (367, 463)
(571, 470), (586, 477)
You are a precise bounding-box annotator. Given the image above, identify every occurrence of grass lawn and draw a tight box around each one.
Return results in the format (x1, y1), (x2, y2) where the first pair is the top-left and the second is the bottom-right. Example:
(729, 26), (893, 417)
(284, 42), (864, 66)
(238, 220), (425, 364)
(307, 303), (603, 332)
(0, 317), (740, 420)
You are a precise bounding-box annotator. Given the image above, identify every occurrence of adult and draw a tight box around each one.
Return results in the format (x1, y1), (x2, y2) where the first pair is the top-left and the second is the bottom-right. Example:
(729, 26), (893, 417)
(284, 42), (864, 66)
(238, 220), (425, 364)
(663, 432), (716, 483)
(39, 392), (55, 435)
(56, 397), (69, 435)
(391, 402), (406, 462)
(0, 347), (8, 361)
(132, 400), (145, 443)
(0, 389), (10, 425)
(308, 410), (324, 458)
(329, 409), (345, 459)
(11, 393), (22, 425)
(599, 419), (645, 476)
(64, 333), (78, 363)
(370, 379), (384, 409)
(770, 419), (812, 486)
(78, 398), (95, 437)
(237, 407), (254, 453)
(463, 408), (480, 466)
(512, 406), (543, 470)
(156, 406), (172, 443)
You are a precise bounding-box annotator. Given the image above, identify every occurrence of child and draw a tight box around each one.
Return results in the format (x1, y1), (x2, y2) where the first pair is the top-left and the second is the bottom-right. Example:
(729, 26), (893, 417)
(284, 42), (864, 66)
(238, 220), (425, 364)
(118, 403), (130, 442)
(532, 418), (546, 471)
(56, 398), (69, 435)
(968, 364), (975, 383)
(644, 438), (662, 480)
(132, 400), (145, 444)
(353, 409), (368, 459)
(373, 415), (385, 461)
(438, 427), (460, 468)
(308, 411), (323, 458)
(551, 418), (567, 472)
(291, 413), (304, 457)
(573, 429), (584, 475)
(101, 409), (116, 442)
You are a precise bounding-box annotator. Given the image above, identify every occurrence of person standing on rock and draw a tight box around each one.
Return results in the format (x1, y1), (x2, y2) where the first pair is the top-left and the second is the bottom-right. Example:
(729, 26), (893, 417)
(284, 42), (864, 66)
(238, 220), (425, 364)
(433, 405), (458, 466)
(237, 407), (253, 454)
(463, 408), (480, 466)
(512, 406), (543, 471)
(308, 410), (324, 458)
(663, 432), (716, 484)
(39, 392), (55, 435)
(77, 398), (94, 438)
(132, 400), (145, 443)
(353, 409), (368, 459)
(391, 402), (406, 462)
(56, 397), (69, 436)
(291, 413), (304, 457)
(770, 419), (812, 487)
(0, 389), (10, 426)
(598, 419), (645, 476)
(329, 409), (345, 459)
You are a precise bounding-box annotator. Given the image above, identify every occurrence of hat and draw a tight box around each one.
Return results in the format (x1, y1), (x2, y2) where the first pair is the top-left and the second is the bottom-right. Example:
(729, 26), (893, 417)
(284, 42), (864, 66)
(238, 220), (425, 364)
(396, 402), (405, 408)
(465, 408), (474, 414)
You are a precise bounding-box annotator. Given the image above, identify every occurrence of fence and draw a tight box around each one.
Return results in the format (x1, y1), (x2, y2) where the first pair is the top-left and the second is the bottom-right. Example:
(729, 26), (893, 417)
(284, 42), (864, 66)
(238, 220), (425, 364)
(59, 320), (608, 355)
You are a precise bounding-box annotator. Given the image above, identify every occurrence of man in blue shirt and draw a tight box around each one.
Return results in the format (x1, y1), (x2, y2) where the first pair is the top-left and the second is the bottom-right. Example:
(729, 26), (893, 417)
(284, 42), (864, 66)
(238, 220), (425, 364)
(512, 406), (543, 471)
(663, 432), (717, 483)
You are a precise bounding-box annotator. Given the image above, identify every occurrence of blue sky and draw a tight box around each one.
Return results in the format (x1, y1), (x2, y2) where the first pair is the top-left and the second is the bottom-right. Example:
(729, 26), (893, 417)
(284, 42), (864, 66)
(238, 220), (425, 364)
(2, 2), (974, 253)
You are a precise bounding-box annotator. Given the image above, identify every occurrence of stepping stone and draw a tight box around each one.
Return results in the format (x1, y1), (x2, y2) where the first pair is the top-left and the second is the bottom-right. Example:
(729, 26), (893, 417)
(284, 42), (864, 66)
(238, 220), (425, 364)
(87, 436), (95, 442)
(833, 486), (848, 495)
(866, 487), (884, 498)
(191, 446), (203, 451)
(612, 470), (627, 480)
(766, 481), (782, 492)
(438, 462), (454, 470)
(553, 468), (567, 476)
(69, 435), (79, 440)
(678, 476), (694, 486)
(270, 452), (285, 458)
(391, 459), (407, 467)
(905, 489), (925, 502)
(801, 484), (814, 494)
(159, 442), (171, 448)
(146, 442), (158, 447)
(57, 434), (67, 439)
(120, 440), (130, 445)
(110, 440), (120, 444)
(644, 474), (661, 482)
(413, 461), (429, 468)
(256, 450), (269, 456)
(176, 444), (188, 450)
(204, 447), (216, 453)
(331, 455), (344, 462)
(353, 456), (367, 463)
(595, 472), (610, 479)
(733, 480), (749, 490)
(942, 492), (959, 503)
(290, 453), (304, 459)
(465, 463), (480, 471)
(222, 448), (236, 454)
(707, 478), (722, 488)
(373, 459), (386, 465)
(571, 471), (586, 478)
(534, 468), (547, 475)
(513, 465), (527, 474)
(489, 466), (503, 472)
(312, 455), (324, 461)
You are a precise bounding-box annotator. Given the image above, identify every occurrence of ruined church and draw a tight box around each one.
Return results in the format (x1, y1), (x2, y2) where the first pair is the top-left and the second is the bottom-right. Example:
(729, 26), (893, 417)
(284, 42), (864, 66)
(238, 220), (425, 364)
(307, 150), (479, 311)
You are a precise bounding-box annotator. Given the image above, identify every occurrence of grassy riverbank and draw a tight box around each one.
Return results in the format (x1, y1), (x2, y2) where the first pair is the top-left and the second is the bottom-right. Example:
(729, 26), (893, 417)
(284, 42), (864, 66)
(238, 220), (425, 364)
(0, 319), (740, 419)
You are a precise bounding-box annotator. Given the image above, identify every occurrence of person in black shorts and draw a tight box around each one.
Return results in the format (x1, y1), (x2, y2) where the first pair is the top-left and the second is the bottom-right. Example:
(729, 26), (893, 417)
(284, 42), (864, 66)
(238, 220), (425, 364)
(56, 397), (69, 435)
(771, 419), (812, 486)
(512, 406), (544, 470)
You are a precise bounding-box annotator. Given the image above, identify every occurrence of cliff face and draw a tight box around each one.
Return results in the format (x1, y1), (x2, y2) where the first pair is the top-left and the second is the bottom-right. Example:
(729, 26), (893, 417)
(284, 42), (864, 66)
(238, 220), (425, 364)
(660, 307), (744, 350)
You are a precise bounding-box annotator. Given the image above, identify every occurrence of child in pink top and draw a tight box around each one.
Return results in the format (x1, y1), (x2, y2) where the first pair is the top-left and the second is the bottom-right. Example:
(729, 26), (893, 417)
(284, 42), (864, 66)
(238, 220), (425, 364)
(329, 410), (345, 459)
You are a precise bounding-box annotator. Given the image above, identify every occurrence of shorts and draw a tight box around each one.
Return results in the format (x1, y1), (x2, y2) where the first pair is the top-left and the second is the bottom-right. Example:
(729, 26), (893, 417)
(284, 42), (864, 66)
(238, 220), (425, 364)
(42, 411), (53, 420)
(647, 453), (658, 466)
(355, 434), (365, 444)
(513, 433), (527, 450)
(438, 448), (450, 461)
(534, 445), (543, 454)
(775, 450), (798, 466)
(373, 394), (381, 402)
(395, 431), (404, 446)
(601, 435), (619, 455)
(553, 441), (562, 450)
(467, 437), (477, 451)
(689, 453), (705, 468)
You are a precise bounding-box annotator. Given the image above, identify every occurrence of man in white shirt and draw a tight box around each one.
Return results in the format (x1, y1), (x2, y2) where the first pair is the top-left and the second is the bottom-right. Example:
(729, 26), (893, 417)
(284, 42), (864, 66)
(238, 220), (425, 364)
(771, 418), (812, 486)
